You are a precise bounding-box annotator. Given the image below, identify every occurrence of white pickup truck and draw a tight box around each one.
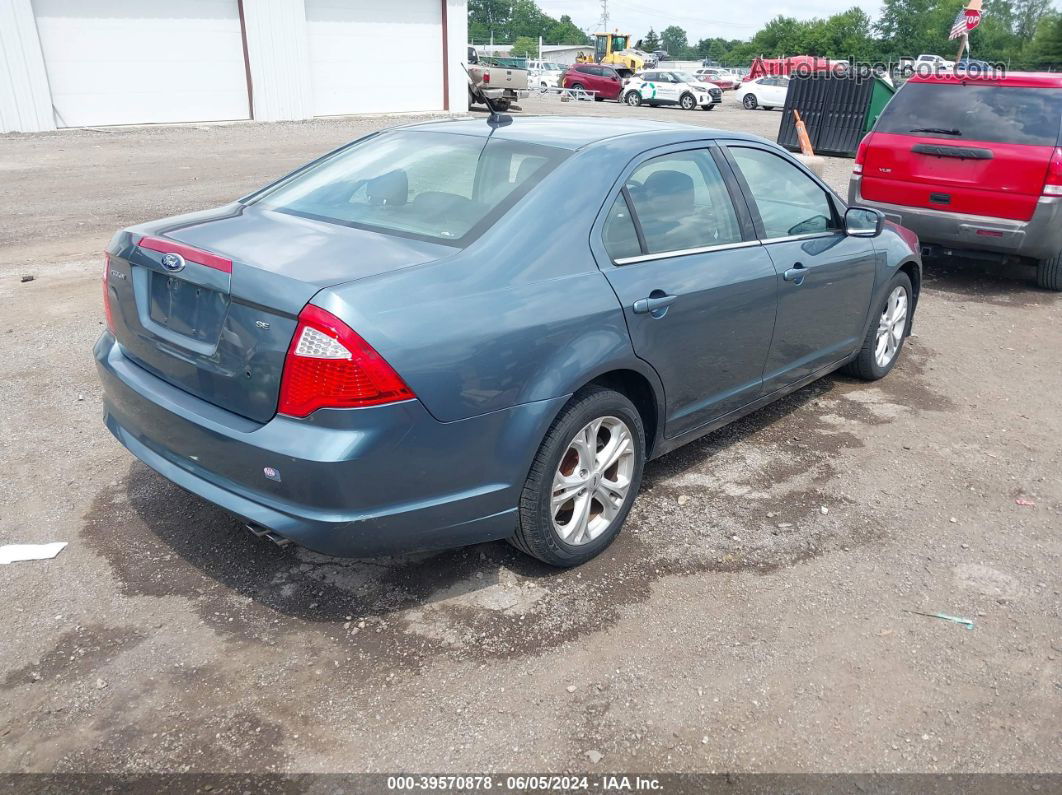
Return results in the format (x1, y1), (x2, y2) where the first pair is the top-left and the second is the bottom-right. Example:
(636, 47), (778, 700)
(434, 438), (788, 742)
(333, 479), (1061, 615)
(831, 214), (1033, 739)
(467, 48), (528, 112)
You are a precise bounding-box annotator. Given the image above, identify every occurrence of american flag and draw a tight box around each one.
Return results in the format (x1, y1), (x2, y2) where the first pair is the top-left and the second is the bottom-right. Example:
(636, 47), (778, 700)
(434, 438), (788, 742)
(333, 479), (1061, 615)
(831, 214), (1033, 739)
(949, 6), (969, 39)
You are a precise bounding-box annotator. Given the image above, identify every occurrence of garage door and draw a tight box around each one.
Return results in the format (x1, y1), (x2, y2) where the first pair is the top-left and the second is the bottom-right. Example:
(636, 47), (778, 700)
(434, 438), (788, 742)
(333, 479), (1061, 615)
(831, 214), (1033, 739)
(33, 0), (250, 127)
(306, 0), (443, 116)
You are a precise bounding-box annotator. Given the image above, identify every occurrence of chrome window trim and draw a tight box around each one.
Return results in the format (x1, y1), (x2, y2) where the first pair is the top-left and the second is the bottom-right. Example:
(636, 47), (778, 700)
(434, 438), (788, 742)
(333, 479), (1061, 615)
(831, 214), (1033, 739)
(759, 231), (844, 245)
(614, 239), (761, 265)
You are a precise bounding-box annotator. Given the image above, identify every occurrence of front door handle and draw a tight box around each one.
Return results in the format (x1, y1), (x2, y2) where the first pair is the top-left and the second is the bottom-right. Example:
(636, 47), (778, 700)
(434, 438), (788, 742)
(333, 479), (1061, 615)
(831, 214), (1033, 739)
(633, 292), (677, 317)
(783, 263), (808, 285)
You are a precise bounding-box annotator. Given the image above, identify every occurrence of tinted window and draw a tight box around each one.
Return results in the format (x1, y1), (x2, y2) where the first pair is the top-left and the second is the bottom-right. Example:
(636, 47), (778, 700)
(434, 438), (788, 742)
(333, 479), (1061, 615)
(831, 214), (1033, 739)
(875, 83), (1062, 145)
(602, 193), (642, 260)
(730, 147), (836, 238)
(256, 131), (566, 246)
(575, 65), (592, 74)
(624, 150), (742, 255)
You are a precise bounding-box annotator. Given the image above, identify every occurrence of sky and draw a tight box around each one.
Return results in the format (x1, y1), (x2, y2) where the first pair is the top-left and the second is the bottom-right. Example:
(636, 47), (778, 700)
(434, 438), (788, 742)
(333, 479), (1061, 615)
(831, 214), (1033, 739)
(535, 0), (1062, 42)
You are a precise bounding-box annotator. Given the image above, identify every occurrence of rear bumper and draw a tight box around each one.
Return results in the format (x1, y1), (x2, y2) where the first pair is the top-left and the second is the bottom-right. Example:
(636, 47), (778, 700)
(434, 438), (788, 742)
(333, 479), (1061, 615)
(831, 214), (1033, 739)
(95, 333), (566, 557)
(849, 176), (1062, 262)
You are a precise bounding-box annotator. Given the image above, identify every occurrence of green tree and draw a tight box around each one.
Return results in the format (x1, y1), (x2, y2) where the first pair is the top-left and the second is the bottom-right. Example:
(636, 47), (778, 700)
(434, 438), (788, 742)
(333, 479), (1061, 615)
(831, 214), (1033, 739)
(1013, 0), (1054, 39)
(874, 0), (956, 57)
(1027, 10), (1062, 64)
(510, 36), (538, 57)
(642, 28), (660, 51)
(660, 25), (690, 57)
(547, 15), (588, 45)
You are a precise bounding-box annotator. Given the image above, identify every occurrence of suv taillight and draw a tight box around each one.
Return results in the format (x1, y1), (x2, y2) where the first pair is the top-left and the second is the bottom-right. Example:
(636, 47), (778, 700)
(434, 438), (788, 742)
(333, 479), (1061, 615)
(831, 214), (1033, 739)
(1043, 147), (1062, 197)
(103, 253), (115, 332)
(277, 304), (414, 418)
(853, 133), (872, 175)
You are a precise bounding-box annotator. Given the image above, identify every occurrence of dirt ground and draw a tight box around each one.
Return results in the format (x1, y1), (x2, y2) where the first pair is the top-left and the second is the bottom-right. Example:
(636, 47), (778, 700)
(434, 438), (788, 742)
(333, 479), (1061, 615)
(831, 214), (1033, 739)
(1, 95), (1059, 775)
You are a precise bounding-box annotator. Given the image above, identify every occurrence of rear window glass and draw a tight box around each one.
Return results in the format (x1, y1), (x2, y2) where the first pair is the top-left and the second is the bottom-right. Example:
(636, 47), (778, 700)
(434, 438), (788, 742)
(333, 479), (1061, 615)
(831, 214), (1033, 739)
(875, 83), (1062, 145)
(252, 131), (567, 246)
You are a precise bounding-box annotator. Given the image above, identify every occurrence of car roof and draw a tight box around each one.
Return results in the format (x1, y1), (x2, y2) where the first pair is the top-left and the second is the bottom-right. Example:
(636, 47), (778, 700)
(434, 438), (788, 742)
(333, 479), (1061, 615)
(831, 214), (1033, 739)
(907, 71), (1062, 88)
(398, 116), (761, 151)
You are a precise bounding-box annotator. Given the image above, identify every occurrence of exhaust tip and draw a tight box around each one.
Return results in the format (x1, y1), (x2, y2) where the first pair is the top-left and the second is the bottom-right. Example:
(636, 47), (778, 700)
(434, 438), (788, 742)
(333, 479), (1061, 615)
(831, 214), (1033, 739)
(246, 522), (292, 548)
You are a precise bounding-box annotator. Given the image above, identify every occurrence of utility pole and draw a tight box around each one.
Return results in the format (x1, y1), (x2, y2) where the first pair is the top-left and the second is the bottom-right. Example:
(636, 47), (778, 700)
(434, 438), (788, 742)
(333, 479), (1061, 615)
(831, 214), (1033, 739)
(599, 0), (609, 31)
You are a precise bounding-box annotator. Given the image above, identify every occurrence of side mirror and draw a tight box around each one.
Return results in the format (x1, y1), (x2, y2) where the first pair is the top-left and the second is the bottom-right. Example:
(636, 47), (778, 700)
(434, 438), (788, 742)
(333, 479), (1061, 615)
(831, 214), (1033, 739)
(845, 207), (885, 238)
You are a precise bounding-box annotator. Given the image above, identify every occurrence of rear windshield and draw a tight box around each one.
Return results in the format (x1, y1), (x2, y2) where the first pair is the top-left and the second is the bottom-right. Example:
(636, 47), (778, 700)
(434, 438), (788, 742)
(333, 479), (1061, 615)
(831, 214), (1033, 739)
(875, 83), (1062, 145)
(252, 131), (567, 246)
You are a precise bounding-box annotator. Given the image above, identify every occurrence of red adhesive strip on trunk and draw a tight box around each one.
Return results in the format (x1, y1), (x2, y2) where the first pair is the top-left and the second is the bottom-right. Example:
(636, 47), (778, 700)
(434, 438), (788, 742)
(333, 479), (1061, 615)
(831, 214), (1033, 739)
(138, 235), (233, 273)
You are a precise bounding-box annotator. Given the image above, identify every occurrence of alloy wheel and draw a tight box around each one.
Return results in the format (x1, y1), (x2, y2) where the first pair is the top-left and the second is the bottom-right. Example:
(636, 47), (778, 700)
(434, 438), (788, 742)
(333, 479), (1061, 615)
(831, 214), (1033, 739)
(874, 285), (909, 368)
(551, 416), (635, 546)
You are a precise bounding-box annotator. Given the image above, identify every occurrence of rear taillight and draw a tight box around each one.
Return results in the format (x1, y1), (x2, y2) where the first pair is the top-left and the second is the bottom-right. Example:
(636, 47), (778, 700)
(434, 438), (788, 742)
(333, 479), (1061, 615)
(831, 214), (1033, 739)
(102, 253), (115, 332)
(853, 133), (872, 175)
(482, 72), (490, 84)
(277, 305), (414, 418)
(1043, 147), (1062, 197)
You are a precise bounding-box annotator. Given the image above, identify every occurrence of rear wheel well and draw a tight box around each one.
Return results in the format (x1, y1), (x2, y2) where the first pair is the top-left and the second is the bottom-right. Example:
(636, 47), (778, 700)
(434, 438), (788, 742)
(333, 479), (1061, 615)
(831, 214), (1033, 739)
(899, 260), (921, 309)
(585, 370), (660, 458)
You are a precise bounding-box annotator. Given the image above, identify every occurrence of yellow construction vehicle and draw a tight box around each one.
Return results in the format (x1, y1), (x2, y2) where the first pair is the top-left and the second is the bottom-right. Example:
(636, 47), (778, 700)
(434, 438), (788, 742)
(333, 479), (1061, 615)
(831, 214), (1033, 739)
(577, 31), (648, 72)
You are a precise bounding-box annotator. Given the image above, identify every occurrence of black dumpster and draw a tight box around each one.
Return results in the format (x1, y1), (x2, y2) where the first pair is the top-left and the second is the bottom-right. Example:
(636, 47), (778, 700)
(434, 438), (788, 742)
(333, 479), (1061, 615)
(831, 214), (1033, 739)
(777, 73), (895, 157)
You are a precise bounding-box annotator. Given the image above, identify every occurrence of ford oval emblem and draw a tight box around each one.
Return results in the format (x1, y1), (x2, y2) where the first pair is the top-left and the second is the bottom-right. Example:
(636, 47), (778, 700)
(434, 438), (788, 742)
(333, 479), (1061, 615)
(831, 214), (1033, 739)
(161, 252), (185, 272)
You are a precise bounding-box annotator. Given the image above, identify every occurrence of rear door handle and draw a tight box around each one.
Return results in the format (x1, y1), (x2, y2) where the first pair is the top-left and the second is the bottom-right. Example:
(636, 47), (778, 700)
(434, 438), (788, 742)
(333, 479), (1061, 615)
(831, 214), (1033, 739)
(783, 263), (808, 285)
(633, 292), (677, 317)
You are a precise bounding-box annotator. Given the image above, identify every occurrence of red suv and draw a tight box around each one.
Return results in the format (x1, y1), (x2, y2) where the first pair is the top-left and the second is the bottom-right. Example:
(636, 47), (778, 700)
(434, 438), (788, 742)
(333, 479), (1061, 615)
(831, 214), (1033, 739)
(561, 64), (625, 100)
(849, 72), (1062, 290)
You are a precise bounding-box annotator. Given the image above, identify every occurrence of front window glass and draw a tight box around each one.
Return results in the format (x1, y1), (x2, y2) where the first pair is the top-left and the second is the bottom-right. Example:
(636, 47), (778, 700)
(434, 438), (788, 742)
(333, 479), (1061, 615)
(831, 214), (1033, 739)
(730, 147), (836, 238)
(874, 83), (1062, 145)
(253, 131), (566, 246)
(624, 150), (742, 255)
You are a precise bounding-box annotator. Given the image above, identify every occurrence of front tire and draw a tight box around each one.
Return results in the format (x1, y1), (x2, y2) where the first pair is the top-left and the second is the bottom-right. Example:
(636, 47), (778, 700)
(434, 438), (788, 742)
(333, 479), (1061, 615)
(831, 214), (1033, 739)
(511, 387), (646, 567)
(842, 272), (913, 380)
(742, 93), (758, 109)
(680, 92), (697, 110)
(703, 103), (716, 111)
(1036, 250), (1062, 291)
(626, 91), (643, 107)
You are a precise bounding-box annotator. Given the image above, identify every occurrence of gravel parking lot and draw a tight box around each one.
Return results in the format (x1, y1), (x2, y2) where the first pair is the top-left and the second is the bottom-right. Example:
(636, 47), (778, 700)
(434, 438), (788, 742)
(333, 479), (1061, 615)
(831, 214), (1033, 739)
(1, 95), (1060, 775)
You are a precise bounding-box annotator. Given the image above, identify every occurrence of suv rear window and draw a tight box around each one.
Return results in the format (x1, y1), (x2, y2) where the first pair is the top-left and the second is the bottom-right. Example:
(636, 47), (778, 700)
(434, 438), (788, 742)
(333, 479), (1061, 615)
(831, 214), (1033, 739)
(875, 83), (1062, 146)
(253, 131), (567, 246)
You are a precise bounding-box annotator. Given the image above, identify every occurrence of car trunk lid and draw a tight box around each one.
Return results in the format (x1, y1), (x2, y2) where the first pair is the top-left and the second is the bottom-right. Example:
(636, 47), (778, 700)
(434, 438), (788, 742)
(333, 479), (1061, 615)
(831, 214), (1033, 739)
(106, 204), (453, 423)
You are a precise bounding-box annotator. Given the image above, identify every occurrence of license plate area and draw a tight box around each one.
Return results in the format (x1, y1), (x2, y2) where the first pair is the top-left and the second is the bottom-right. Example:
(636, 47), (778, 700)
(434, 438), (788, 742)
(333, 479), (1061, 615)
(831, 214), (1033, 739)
(147, 271), (229, 342)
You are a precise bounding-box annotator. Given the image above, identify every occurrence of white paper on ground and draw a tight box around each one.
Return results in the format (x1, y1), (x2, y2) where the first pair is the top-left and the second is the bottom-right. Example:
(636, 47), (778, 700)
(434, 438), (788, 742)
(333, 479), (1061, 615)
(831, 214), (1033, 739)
(0, 542), (68, 564)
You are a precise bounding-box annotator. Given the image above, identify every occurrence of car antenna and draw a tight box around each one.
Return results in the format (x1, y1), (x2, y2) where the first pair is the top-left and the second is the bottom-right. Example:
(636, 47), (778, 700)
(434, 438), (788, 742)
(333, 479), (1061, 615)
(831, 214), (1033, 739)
(460, 62), (512, 128)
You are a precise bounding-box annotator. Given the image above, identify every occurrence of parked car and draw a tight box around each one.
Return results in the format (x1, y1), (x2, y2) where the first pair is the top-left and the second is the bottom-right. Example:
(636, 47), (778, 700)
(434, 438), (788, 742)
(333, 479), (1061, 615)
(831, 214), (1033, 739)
(849, 72), (1062, 290)
(695, 67), (738, 90)
(562, 63), (625, 100)
(96, 118), (921, 567)
(467, 61), (527, 112)
(526, 60), (564, 88)
(623, 71), (722, 110)
(740, 76), (790, 110)
(915, 53), (955, 70)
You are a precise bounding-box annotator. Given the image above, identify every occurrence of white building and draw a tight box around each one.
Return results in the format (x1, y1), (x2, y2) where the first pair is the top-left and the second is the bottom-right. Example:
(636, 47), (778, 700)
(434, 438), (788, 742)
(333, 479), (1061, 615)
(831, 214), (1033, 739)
(540, 44), (595, 65)
(0, 0), (468, 133)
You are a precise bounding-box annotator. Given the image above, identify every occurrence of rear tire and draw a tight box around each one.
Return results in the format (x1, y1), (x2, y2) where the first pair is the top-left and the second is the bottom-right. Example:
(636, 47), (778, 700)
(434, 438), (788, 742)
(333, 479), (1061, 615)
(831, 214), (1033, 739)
(570, 82), (585, 92)
(626, 91), (643, 106)
(1036, 250), (1062, 291)
(510, 387), (645, 567)
(842, 272), (914, 381)
(742, 93), (758, 109)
